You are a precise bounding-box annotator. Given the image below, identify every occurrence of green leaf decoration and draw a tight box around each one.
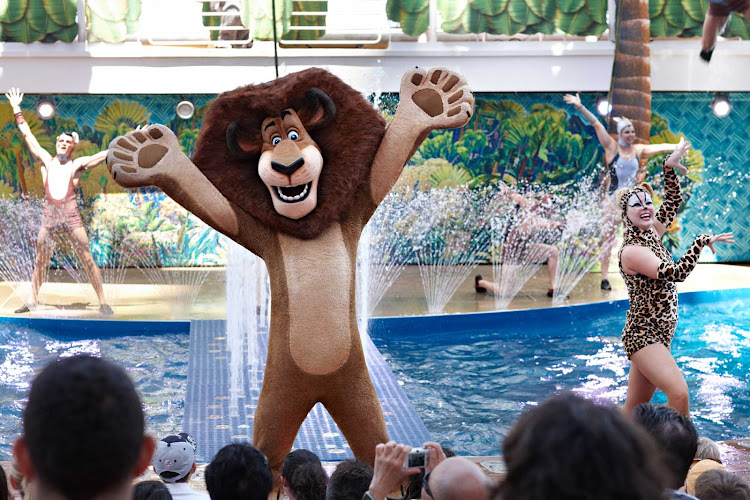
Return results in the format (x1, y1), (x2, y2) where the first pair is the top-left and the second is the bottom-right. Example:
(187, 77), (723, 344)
(399, 5), (429, 36)
(556, 0), (585, 14)
(44, 0), (76, 26)
(386, 0), (403, 21)
(125, 0), (141, 34)
(556, 8), (592, 34)
(470, 0), (510, 17)
(508, 1), (542, 25)
(585, 0), (606, 23)
(438, 0), (469, 23)
(727, 12), (750, 38)
(282, 1), (326, 41)
(650, 0), (666, 18)
(51, 21), (78, 42)
(650, 13), (667, 36)
(95, 100), (151, 148)
(26, 0), (48, 32)
(522, 18), (554, 34)
(487, 10), (525, 33)
(241, 0), (293, 41)
(87, 0), (127, 21)
(4, 17), (44, 42)
(680, 0), (704, 22)
(0, 0), (28, 24)
(400, 0), (429, 13)
(664, 0), (686, 27)
(465, 4), (490, 32)
(88, 9), (126, 42)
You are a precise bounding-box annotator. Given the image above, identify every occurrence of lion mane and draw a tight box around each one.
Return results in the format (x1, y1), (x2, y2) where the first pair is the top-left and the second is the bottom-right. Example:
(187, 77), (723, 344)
(192, 68), (387, 239)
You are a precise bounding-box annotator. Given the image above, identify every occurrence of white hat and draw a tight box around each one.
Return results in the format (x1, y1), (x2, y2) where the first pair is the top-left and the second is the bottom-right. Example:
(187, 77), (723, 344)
(152, 433), (197, 483)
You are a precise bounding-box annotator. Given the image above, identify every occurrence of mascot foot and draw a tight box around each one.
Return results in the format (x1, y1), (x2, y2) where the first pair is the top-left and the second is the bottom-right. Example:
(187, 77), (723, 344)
(106, 124), (183, 188)
(399, 67), (475, 131)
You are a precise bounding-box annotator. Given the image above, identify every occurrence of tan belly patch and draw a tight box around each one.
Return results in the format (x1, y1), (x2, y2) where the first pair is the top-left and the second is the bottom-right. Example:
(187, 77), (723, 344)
(279, 224), (352, 375)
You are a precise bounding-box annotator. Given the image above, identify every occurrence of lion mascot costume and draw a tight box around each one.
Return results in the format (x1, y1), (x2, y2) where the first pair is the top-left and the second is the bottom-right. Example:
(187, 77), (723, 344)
(106, 67), (473, 481)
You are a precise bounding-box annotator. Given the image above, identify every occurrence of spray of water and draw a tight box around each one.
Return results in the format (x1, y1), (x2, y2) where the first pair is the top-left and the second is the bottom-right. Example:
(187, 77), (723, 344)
(0, 197), (43, 309)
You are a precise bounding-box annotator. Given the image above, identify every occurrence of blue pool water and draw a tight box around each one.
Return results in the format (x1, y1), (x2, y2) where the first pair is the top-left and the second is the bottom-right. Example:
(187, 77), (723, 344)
(0, 294), (748, 460)
(372, 296), (750, 455)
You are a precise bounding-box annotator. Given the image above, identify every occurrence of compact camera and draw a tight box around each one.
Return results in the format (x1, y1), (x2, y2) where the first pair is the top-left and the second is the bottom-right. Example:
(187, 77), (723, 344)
(403, 447), (429, 469)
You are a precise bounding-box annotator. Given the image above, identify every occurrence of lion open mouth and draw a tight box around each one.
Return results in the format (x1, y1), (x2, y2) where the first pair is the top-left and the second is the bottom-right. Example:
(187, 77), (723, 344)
(274, 182), (312, 203)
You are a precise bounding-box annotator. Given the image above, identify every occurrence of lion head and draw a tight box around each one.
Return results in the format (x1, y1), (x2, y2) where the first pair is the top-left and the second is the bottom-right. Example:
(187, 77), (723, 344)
(192, 68), (386, 239)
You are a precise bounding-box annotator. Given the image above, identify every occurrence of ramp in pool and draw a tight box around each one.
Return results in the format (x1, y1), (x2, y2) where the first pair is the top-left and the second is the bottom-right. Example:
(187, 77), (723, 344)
(183, 319), (431, 462)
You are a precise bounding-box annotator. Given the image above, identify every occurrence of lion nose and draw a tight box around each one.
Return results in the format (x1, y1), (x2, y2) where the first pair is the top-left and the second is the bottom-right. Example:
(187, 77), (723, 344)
(271, 157), (304, 176)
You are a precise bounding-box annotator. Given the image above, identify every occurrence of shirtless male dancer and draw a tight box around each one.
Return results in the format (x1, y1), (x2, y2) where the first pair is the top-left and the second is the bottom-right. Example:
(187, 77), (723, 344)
(6, 88), (112, 315)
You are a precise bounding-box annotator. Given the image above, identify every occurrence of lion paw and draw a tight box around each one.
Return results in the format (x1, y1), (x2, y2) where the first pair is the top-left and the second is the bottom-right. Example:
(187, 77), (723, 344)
(399, 67), (475, 130)
(106, 124), (181, 188)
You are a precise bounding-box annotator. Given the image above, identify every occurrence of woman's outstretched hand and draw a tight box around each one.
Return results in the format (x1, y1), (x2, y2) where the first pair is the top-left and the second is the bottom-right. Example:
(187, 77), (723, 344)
(5, 88), (23, 112)
(707, 233), (734, 253)
(563, 93), (582, 108)
(665, 137), (691, 175)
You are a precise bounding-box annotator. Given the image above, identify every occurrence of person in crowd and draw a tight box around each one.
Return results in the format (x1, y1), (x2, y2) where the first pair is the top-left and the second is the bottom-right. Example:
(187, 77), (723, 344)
(0, 465), (10, 500)
(694, 469), (750, 500)
(204, 443), (272, 500)
(364, 441), (491, 500)
(700, 0), (750, 62)
(8, 454), (30, 499)
(5, 88), (112, 315)
(12, 355), (156, 500)
(617, 140), (733, 416)
(632, 403), (698, 499)
(476, 183), (564, 299)
(684, 436), (726, 495)
(695, 436), (723, 464)
(133, 481), (174, 500)
(399, 444), (454, 500)
(152, 433), (208, 499)
(563, 92), (683, 292)
(495, 393), (666, 500)
(281, 449), (328, 500)
(326, 460), (373, 500)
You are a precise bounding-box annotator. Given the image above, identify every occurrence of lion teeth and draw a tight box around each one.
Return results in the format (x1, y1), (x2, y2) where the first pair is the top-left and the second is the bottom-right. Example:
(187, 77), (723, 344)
(275, 183), (309, 202)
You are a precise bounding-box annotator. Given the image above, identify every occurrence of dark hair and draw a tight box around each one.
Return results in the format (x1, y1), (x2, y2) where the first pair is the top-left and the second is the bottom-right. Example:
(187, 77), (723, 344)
(326, 460), (373, 500)
(400, 446), (456, 500)
(23, 355), (145, 500)
(694, 469), (750, 500)
(132, 481), (173, 500)
(632, 403), (698, 489)
(282, 449), (328, 500)
(0, 465), (9, 500)
(497, 393), (666, 500)
(205, 443), (273, 500)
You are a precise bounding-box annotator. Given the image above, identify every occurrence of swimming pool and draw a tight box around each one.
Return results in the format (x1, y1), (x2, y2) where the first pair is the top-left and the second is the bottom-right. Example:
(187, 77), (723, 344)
(372, 293), (750, 455)
(0, 291), (748, 460)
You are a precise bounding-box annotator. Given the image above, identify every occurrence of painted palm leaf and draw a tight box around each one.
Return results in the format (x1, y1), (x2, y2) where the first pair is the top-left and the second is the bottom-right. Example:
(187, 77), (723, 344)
(95, 100), (151, 147)
(282, 1), (326, 41)
(680, 0), (703, 21)
(241, 0), (292, 41)
(470, 0), (510, 16)
(437, 0), (468, 23)
(585, 0), (606, 23)
(44, 0), (76, 26)
(386, 0), (429, 36)
(556, 0), (585, 13)
(4, 17), (45, 42)
(486, 10), (525, 34)
(125, 0), (141, 33)
(87, 0), (127, 22)
(0, 0), (28, 23)
(87, 9), (126, 42)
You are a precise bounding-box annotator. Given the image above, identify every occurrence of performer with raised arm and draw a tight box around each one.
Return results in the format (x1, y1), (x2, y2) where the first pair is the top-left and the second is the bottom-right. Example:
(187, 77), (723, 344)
(563, 93), (682, 292)
(618, 139), (733, 416)
(6, 88), (112, 315)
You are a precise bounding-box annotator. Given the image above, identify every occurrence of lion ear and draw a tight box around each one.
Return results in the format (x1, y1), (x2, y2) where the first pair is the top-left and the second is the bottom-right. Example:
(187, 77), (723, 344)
(227, 121), (262, 160)
(297, 88), (336, 131)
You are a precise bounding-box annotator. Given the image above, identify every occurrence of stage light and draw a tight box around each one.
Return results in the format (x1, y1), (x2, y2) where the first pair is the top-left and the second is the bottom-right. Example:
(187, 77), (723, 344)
(36, 99), (55, 120)
(176, 100), (195, 120)
(711, 93), (731, 118)
(596, 97), (611, 116)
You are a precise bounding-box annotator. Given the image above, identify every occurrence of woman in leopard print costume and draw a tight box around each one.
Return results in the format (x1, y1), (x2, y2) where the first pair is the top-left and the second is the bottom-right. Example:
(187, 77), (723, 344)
(618, 139), (734, 416)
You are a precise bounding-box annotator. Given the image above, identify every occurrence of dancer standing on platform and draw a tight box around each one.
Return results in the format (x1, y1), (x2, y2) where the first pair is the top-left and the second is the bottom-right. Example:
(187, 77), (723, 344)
(618, 139), (733, 416)
(563, 93), (682, 292)
(6, 88), (112, 315)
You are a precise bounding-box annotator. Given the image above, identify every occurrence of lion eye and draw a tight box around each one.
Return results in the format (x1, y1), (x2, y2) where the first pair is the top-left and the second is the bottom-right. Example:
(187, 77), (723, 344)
(288, 131), (299, 140)
(271, 136), (281, 145)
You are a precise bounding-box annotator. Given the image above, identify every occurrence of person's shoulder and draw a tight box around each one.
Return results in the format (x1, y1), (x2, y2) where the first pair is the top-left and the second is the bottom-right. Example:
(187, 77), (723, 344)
(665, 489), (698, 500)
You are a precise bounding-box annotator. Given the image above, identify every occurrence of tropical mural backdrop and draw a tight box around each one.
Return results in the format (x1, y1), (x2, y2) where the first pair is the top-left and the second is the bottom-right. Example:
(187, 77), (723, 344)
(0, 91), (747, 266)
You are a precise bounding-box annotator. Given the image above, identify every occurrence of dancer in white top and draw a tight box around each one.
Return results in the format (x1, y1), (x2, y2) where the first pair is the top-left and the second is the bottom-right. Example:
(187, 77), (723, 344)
(6, 88), (112, 314)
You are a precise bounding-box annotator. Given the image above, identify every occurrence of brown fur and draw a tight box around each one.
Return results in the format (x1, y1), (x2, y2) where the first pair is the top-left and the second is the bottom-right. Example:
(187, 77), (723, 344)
(192, 68), (386, 239)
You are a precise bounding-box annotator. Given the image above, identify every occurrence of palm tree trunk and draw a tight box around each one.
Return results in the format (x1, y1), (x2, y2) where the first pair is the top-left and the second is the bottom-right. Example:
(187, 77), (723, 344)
(608, 0), (651, 145)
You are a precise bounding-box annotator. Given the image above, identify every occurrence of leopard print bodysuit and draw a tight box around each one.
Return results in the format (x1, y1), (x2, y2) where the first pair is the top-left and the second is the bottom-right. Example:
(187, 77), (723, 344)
(618, 158), (711, 359)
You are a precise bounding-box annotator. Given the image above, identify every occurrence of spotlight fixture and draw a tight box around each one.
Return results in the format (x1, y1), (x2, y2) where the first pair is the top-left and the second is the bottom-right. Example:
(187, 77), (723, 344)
(36, 99), (56, 120)
(175, 100), (195, 120)
(711, 92), (731, 118)
(596, 97), (611, 116)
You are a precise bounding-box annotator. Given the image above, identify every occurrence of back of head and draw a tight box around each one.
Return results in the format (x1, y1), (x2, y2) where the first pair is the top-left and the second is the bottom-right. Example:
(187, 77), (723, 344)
(282, 449), (327, 500)
(205, 443), (272, 500)
(695, 436), (722, 462)
(132, 480), (173, 500)
(501, 393), (665, 500)
(632, 403), (698, 489)
(694, 469), (750, 500)
(152, 433), (197, 483)
(23, 355), (145, 499)
(326, 460), (373, 500)
(428, 457), (491, 500)
(0, 463), (9, 500)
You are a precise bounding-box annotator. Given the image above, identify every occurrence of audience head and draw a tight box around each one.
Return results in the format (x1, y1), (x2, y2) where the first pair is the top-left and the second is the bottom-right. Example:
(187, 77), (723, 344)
(8, 454), (28, 499)
(632, 403), (698, 490)
(152, 433), (198, 483)
(326, 460), (373, 500)
(282, 449), (328, 500)
(132, 481), (173, 500)
(499, 393), (666, 500)
(424, 456), (492, 500)
(204, 443), (272, 500)
(0, 465), (9, 500)
(694, 469), (750, 500)
(13, 355), (154, 500)
(685, 459), (726, 496)
(695, 436), (722, 462)
(400, 446), (455, 500)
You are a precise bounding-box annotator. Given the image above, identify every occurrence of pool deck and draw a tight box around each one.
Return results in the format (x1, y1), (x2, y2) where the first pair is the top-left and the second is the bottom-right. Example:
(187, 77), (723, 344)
(1, 263), (749, 488)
